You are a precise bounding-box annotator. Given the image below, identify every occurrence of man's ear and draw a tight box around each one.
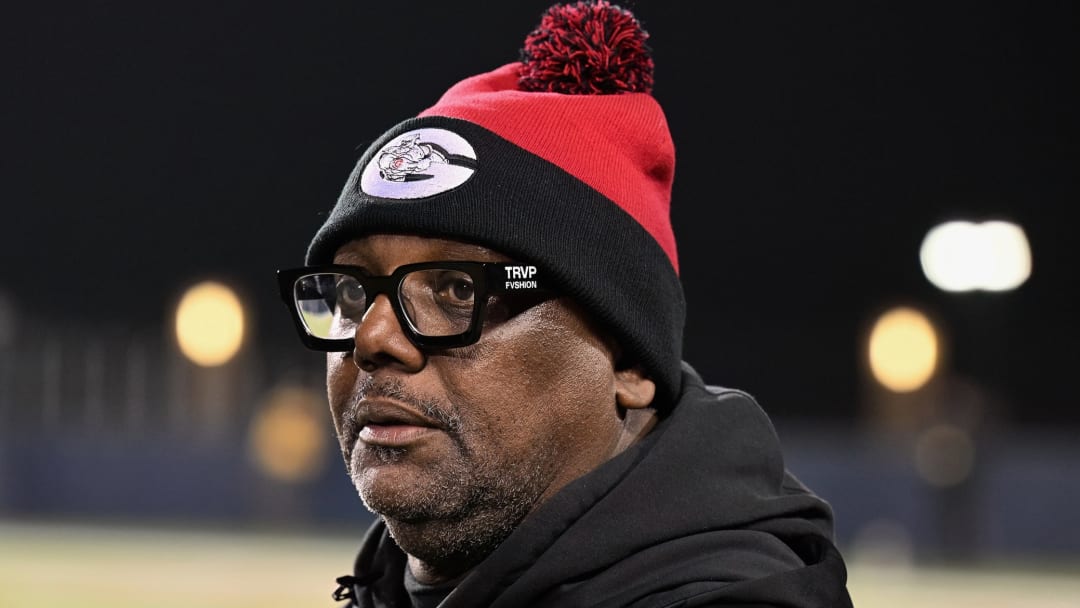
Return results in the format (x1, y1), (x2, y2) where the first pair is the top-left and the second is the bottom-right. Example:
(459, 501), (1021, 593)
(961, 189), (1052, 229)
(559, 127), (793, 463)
(589, 315), (655, 409)
(614, 366), (656, 410)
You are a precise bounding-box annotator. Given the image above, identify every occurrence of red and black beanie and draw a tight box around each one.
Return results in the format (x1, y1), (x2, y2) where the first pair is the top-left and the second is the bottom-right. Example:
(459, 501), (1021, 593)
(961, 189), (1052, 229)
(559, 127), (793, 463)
(307, 1), (686, 406)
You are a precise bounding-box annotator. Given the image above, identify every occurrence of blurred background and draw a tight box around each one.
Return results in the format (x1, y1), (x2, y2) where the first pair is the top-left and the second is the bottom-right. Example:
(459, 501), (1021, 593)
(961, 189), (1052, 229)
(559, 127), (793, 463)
(1, 1), (1077, 606)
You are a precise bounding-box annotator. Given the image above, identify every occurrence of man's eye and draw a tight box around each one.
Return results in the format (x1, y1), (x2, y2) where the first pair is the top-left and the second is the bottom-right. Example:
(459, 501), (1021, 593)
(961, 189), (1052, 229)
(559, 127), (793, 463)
(433, 272), (474, 305)
(336, 278), (366, 310)
(449, 278), (474, 302)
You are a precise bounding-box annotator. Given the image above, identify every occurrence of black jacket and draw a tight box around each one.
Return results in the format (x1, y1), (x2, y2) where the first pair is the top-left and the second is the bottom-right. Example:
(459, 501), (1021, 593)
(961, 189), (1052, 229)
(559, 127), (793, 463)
(336, 363), (854, 607)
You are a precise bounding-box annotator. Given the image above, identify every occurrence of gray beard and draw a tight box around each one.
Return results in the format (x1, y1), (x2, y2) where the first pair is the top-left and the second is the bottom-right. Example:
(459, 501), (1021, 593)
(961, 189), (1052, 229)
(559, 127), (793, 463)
(351, 440), (556, 568)
(356, 442), (552, 567)
(341, 377), (558, 568)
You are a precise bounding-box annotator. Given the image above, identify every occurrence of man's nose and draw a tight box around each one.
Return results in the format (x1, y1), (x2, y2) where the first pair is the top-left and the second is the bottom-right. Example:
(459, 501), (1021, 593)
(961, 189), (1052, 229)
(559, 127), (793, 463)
(352, 294), (425, 372)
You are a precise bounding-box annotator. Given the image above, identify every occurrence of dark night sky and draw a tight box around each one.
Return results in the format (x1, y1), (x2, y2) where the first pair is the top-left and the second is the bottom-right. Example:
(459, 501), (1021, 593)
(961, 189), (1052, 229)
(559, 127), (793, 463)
(2, 1), (1077, 426)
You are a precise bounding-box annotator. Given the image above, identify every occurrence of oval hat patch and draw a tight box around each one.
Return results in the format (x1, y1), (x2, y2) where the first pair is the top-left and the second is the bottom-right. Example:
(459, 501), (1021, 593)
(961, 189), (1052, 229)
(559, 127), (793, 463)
(359, 128), (478, 199)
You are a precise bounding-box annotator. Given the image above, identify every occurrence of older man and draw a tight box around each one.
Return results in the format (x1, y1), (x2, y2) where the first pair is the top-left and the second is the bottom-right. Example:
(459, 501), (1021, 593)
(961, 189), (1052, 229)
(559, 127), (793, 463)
(278, 2), (853, 606)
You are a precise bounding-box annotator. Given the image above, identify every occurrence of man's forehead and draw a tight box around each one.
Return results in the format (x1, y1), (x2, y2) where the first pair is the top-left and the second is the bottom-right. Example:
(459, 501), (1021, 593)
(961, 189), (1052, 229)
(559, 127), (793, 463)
(332, 234), (514, 266)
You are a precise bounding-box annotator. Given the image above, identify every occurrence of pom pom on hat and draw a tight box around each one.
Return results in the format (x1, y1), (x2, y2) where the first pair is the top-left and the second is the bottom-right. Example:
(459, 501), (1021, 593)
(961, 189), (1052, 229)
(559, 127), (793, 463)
(518, 0), (655, 94)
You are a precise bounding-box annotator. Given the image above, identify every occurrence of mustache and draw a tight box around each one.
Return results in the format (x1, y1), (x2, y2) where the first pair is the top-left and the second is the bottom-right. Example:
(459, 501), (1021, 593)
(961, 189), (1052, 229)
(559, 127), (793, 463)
(340, 376), (462, 441)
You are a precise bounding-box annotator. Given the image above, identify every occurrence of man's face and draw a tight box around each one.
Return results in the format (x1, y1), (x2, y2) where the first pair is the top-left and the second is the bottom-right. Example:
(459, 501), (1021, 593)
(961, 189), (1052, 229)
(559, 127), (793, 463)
(327, 234), (637, 572)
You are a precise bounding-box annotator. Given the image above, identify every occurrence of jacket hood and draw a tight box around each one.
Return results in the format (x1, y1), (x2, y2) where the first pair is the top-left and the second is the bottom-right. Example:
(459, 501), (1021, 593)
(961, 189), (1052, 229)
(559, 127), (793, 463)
(347, 363), (853, 607)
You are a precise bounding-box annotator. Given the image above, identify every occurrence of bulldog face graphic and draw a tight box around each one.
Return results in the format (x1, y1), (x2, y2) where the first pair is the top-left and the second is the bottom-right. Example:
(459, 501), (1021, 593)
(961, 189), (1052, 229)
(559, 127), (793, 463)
(376, 134), (449, 182)
(360, 128), (478, 199)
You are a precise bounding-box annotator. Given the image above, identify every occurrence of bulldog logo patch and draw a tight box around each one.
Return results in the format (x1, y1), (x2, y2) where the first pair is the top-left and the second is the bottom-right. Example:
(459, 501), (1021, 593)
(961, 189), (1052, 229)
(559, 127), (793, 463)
(359, 128), (478, 199)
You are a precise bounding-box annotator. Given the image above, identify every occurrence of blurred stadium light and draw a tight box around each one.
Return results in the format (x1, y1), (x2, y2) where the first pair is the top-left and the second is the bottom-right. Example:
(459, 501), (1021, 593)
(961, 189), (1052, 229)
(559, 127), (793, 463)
(920, 221), (1032, 293)
(174, 281), (246, 367)
(868, 306), (940, 393)
(914, 423), (977, 488)
(248, 384), (330, 483)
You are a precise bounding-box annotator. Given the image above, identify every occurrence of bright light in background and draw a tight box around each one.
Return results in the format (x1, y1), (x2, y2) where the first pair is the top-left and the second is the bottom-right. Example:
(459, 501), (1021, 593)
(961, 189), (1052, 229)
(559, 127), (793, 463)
(248, 385), (328, 483)
(175, 281), (246, 366)
(868, 307), (939, 393)
(920, 220), (1032, 292)
(914, 423), (976, 487)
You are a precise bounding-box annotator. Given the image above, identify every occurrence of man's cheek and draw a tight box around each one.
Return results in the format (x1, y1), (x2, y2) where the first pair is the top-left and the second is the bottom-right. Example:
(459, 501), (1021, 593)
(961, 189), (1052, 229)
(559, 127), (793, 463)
(326, 355), (355, 408)
(326, 351), (351, 384)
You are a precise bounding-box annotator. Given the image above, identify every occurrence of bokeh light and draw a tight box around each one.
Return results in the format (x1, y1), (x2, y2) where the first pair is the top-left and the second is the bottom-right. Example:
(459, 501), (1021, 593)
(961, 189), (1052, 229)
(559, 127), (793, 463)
(868, 307), (939, 393)
(914, 423), (977, 487)
(174, 281), (246, 366)
(248, 385), (328, 483)
(849, 518), (915, 568)
(920, 220), (1032, 292)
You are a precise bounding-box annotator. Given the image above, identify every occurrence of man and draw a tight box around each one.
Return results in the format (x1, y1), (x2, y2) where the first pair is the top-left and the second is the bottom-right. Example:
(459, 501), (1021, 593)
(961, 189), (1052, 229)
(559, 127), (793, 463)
(278, 2), (854, 606)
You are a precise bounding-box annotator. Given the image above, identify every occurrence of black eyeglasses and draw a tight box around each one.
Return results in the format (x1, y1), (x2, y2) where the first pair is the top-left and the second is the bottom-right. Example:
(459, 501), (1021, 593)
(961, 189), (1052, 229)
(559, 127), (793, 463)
(276, 261), (550, 351)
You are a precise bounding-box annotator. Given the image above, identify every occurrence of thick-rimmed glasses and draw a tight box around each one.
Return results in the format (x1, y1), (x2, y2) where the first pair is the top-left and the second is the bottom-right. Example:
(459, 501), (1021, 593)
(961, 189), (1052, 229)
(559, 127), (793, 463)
(277, 261), (549, 351)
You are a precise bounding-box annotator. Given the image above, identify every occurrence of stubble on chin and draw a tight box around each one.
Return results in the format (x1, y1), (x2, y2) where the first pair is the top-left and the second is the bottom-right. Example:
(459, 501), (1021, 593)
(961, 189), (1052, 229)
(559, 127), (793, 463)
(333, 376), (559, 570)
(349, 428), (557, 570)
(373, 449), (554, 569)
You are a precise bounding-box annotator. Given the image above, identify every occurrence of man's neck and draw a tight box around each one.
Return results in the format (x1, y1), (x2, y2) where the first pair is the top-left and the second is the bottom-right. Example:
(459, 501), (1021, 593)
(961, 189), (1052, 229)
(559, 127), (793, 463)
(407, 555), (470, 586)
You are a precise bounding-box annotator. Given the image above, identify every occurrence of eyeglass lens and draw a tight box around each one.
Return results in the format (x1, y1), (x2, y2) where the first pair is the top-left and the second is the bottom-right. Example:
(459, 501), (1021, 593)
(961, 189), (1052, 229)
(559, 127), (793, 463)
(292, 269), (478, 340)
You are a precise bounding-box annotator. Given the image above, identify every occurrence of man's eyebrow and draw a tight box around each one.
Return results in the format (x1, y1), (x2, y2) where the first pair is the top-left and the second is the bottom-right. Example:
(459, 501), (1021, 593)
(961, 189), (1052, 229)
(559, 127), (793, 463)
(332, 244), (513, 265)
(331, 252), (370, 267)
(441, 243), (512, 261)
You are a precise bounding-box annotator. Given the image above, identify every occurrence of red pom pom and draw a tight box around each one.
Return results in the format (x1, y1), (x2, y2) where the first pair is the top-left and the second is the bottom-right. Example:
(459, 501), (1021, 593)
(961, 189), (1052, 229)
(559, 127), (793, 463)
(518, 1), (654, 95)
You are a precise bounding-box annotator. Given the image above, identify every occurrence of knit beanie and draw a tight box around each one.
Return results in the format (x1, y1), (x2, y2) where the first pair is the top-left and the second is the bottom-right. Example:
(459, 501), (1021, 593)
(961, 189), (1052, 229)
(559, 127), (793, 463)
(306, 0), (686, 407)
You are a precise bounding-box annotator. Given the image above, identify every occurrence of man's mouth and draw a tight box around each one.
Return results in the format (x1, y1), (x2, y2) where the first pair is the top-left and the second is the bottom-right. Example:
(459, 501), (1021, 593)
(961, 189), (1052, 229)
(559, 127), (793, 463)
(352, 400), (443, 449)
(359, 423), (438, 446)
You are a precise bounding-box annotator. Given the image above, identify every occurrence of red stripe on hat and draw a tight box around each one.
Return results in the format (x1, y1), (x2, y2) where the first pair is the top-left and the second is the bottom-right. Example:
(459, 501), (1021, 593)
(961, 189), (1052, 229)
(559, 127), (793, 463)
(418, 63), (679, 274)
